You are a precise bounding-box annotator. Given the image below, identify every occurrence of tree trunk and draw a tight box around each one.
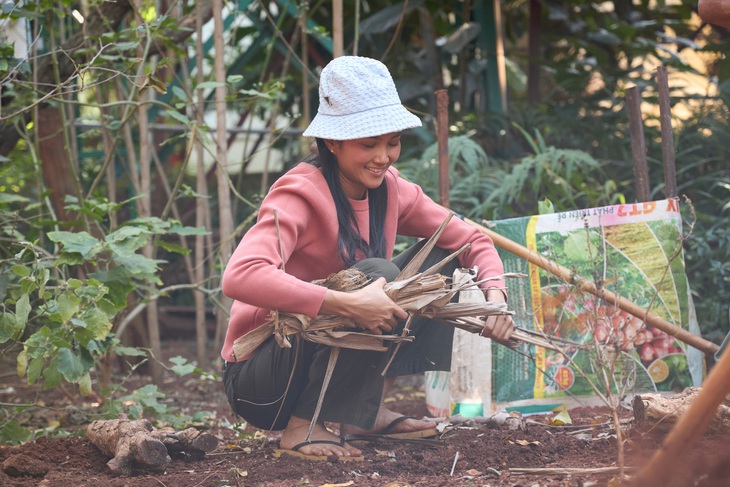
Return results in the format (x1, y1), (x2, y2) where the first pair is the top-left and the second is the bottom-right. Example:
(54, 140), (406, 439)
(37, 107), (80, 222)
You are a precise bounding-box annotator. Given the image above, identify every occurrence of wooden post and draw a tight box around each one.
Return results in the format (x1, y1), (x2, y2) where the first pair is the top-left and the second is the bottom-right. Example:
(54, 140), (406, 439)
(631, 343), (730, 486)
(462, 216), (720, 357)
(436, 89), (450, 208)
(625, 85), (650, 202)
(656, 66), (678, 199)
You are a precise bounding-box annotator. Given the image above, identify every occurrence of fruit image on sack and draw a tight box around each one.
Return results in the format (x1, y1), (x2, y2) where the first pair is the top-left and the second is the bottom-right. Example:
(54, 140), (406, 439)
(426, 199), (703, 416)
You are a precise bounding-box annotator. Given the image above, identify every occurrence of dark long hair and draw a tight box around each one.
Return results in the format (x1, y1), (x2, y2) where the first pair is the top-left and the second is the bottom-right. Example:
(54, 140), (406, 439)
(311, 138), (388, 267)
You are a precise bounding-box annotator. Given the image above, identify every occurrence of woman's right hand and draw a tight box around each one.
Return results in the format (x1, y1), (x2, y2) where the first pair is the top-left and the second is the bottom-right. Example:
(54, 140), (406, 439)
(321, 277), (407, 334)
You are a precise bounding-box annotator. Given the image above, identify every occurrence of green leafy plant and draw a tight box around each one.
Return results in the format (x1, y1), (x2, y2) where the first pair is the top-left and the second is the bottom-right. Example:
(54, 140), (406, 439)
(397, 135), (505, 219)
(398, 130), (624, 220)
(0, 196), (207, 397)
(492, 125), (625, 214)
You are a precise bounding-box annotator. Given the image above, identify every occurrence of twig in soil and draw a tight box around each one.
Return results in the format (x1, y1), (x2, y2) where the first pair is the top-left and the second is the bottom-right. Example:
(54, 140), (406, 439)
(510, 466), (637, 475)
(433, 412), (526, 431)
(563, 427), (610, 437)
(344, 435), (444, 447)
(207, 449), (269, 456)
(450, 451), (459, 476)
(525, 419), (614, 429)
(192, 473), (215, 487)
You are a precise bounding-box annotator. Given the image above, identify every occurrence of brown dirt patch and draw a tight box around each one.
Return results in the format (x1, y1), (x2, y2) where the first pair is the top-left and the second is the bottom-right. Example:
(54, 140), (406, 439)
(1, 339), (728, 486)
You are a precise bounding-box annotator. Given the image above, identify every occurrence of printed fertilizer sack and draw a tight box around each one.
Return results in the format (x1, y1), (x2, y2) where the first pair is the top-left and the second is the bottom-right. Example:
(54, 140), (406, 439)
(426, 199), (703, 416)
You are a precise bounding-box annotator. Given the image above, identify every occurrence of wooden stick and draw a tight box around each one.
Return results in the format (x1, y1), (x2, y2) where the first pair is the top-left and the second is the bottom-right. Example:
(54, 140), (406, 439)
(631, 346), (730, 486)
(463, 217), (719, 356)
(511, 466), (636, 475)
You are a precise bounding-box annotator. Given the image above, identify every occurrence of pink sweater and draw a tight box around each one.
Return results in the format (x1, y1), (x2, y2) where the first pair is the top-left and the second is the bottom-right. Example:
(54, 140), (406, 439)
(220, 163), (505, 361)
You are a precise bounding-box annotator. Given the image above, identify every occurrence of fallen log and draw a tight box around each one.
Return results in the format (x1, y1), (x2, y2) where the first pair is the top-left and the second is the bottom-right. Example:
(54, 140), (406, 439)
(86, 417), (218, 475)
(86, 418), (170, 475)
(632, 387), (730, 434)
(156, 425), (219, 457)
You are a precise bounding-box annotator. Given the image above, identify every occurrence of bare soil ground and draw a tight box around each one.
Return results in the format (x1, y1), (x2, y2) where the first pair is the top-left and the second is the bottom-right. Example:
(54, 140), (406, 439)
(2, 339), (729, 487)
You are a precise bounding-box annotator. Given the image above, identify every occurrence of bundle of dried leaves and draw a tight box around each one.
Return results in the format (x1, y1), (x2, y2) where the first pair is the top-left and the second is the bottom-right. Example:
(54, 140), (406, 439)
(231, 214), (560, 362)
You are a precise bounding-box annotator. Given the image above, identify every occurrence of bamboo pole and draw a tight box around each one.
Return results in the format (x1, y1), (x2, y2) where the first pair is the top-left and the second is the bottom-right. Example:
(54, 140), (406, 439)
(100, 85), (117, 230)
(463, 217), (719, 356)
(332, 0), (343, 58)
(135, 2), (163, 385)
(212, 0), (234, 354)
(192, 0), (210, 367)
(631, 344), (730, 486)
(353, 0), (361, 56)
(436, 89), (450, 208)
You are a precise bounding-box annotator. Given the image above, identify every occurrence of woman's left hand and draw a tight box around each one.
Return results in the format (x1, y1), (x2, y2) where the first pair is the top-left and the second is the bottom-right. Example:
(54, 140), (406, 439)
(481, 288), (515, 341)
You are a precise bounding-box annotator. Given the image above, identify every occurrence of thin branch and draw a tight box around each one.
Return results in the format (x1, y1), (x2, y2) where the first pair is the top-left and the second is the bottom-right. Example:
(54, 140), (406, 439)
(380, 0), (409, 62)
(0, 42), (118, 122)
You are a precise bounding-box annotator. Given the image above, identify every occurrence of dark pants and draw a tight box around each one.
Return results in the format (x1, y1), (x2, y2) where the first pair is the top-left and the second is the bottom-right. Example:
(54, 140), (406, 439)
(222, 242), (457, 431)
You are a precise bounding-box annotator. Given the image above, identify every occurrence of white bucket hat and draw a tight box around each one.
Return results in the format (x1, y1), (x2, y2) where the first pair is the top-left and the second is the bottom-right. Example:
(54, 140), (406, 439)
(302, 56), (422, 140)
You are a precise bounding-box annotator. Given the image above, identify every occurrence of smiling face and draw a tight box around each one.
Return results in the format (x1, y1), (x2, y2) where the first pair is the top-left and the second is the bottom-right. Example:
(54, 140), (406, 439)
(324, 132), (402, 200)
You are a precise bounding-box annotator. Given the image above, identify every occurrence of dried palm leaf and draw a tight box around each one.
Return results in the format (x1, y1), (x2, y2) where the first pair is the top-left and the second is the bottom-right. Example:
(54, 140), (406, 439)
(231, 265), (543, 360)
